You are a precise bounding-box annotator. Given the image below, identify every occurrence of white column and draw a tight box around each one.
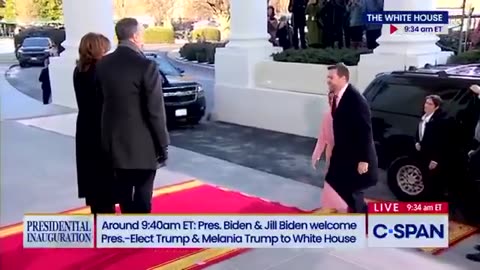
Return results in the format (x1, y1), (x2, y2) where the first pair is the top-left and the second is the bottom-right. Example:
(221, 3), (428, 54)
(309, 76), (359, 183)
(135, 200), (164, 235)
(375, 0), (440, 55)
(49, 0), (115, 108)
(227, 0), (271, 47)
(215, 0), (274, 88)
(213, 0), (276, 123)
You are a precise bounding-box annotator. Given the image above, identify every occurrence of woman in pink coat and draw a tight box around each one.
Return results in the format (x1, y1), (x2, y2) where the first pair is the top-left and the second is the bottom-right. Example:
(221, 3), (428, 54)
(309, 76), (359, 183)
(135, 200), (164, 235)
(311, 91), (348, 212)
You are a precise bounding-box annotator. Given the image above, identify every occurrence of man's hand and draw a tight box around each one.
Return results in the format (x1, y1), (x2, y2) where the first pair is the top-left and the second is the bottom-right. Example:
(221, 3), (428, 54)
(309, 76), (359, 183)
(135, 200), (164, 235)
(415, 142), (421, 151)
(357, 162), (369, 174)
(428, 160), (438, 170)
(470, 84), (480, 95)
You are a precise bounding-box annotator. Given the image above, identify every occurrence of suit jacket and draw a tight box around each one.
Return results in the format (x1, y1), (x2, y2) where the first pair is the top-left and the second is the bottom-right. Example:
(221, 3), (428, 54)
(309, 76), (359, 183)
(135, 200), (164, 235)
(326, 84), (379, 191)
(95, 46), (169, 170)
(415, 110), (447, 164)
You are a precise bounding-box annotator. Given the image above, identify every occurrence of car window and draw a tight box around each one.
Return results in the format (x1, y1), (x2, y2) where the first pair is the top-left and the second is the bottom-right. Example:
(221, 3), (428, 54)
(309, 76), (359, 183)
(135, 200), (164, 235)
(370, 83), (427, 116)
(147, 56), (181, 76)
(363, 77), (384, 102)
(22, 38), (49, 47)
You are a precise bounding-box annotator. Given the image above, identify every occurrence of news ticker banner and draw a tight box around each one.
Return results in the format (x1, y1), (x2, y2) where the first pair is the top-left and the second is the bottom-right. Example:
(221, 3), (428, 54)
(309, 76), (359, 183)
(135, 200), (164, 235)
(24, 215), (365, 249)
(365, 11), (449, 35)
(23, 202), (448, 249)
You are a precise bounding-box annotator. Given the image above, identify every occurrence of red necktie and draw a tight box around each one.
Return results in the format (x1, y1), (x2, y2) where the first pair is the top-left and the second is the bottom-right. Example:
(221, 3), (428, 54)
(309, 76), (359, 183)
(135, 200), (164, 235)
(331, 95), (338, 116)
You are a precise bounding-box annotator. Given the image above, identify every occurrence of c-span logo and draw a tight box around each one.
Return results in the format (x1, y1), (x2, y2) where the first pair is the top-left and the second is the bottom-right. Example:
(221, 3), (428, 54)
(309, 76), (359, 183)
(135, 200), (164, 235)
(373, 223), (445, 239)
(367, 202), (449, 248)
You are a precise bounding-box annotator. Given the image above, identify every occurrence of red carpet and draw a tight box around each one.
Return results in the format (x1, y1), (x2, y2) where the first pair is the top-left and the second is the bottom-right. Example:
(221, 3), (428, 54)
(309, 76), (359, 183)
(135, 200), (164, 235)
(0, 181), (325, 270)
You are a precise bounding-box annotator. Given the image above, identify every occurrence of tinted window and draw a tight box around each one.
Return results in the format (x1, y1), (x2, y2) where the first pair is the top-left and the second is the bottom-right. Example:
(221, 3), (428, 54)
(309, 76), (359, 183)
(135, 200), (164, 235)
(370, 84), (427, 116)
(147, 56), (181, 76)
(363, 77), (384, 102)
(22, 38), (49, 47)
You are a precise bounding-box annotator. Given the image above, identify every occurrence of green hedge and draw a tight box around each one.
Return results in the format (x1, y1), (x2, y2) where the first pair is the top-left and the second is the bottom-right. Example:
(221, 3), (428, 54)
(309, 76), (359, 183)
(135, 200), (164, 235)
(179, 42), (227, 64)
(447, 49), (480, 64)
(191, 27), (221, 42)
(272, 48), (371, 66)
(144, 27), (175, 44)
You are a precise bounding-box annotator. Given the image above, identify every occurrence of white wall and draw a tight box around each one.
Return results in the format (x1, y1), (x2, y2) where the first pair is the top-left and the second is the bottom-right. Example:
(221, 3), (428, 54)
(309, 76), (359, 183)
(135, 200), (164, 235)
(255, 61), (359, 94)
(214, 61), (360, 138)
(214, 83), (328, 138)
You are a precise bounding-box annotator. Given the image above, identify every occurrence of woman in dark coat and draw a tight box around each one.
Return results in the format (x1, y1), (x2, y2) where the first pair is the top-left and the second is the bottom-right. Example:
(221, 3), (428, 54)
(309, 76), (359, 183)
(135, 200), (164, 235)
(73, 33), (113, 214)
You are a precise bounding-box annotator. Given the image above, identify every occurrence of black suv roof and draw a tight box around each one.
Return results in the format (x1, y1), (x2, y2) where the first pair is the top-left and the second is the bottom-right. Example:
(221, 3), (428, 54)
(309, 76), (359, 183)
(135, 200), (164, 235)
(382, 63), (480, 81)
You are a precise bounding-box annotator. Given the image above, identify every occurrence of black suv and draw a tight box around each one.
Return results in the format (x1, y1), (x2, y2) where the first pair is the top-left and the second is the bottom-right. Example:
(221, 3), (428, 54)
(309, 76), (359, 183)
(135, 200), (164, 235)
(146, 53), (206, 125)
(364, 64), (480, 201)
(17, 37), (58, 67)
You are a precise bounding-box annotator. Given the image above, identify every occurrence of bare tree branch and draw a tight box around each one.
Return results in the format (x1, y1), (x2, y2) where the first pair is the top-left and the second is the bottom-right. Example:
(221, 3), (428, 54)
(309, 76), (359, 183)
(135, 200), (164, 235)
(144, 0), (175, 25)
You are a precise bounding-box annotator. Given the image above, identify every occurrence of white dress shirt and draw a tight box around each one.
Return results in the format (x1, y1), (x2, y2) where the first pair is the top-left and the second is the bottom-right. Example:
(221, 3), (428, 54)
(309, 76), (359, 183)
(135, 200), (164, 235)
(419, 113), (433, 141)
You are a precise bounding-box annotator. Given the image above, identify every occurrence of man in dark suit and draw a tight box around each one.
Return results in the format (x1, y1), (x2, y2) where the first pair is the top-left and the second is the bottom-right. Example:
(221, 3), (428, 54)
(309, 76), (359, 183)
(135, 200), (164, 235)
(466, 85), (480, 263)
(288, 0), (308, 49)
(325, 63), (378, 213)
(413, 95), (452, 199)
(96, 18), (169, 213)
(414, 95), (445, 171)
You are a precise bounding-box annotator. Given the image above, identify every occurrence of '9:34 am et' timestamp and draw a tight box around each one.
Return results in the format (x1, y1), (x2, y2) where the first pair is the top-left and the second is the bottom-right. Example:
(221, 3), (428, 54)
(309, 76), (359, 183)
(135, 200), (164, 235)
(401, 24), (448, 34)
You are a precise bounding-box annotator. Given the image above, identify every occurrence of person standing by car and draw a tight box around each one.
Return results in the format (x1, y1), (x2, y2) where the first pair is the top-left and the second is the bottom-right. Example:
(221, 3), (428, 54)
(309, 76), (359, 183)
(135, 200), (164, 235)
(414, 95), (450, 198)
(96, 18), (170, 214)
(38, 58), (51, 105)
(466, 84), (480, 263)
(73, 33), (114, 214)
(325, 63), (379, 213)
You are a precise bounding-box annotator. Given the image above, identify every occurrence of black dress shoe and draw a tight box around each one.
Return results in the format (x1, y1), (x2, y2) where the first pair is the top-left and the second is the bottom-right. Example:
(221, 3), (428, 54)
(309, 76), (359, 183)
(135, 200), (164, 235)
(475, 244), (480, 251)
(466, 252), (480, 262)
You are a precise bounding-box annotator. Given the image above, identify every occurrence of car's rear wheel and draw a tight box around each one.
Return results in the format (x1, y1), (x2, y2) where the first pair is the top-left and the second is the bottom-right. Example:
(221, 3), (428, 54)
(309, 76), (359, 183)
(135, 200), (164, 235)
(387, 157), (429, 201)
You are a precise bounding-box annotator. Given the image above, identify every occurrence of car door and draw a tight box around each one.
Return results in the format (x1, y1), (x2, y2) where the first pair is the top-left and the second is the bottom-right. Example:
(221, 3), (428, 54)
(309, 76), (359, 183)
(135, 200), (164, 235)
(366, 76), (430, 167)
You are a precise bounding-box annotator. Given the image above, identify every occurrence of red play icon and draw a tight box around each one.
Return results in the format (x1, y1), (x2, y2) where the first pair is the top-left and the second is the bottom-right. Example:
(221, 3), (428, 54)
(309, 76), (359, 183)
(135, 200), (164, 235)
(390, 24), (398, 34)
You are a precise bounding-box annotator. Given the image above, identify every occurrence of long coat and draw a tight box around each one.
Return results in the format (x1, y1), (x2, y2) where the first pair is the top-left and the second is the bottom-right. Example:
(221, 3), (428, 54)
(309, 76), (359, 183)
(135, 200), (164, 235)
(73, 65), (115, 206)
(326, 84), (379, 192)
(306, 2), (324, 46)
(95, 46), (170, 170)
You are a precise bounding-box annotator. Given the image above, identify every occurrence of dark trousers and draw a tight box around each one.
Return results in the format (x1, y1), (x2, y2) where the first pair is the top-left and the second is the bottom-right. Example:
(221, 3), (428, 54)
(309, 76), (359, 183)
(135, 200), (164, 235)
(292, 16), (307, 49)
(90, 203), (115, 215)
(42, 87), (51, 104)
(335, 187), (368, 213)
(115, 169), (156, 213)
(366, 29), (382, 50)
(323, 28), (334, 48)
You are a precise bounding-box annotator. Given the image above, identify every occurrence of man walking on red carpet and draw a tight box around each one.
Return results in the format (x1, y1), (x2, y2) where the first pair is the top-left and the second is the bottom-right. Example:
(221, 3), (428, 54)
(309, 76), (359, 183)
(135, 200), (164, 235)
(96, 18), (170, 213)
(324, 63), (379, 213)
